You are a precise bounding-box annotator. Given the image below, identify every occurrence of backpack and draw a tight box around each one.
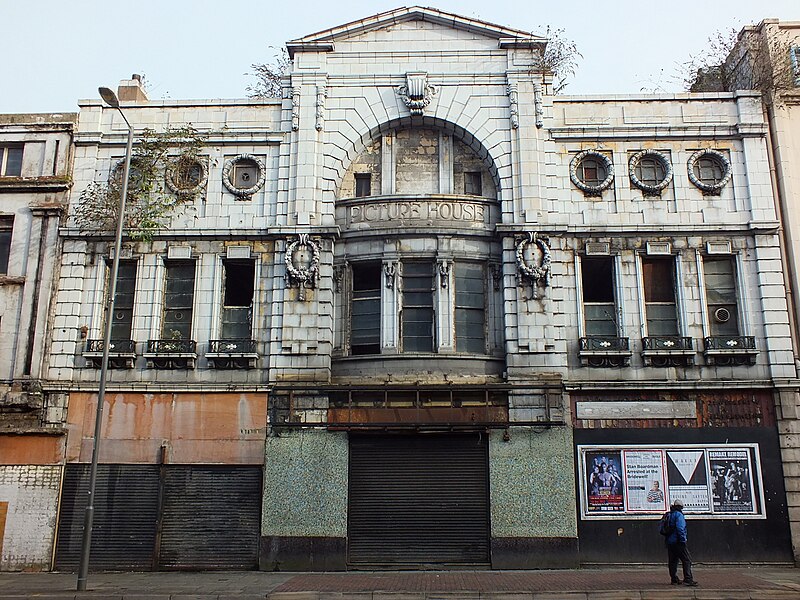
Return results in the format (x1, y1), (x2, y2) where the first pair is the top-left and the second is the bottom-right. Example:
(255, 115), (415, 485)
(658, 511), (673, 536)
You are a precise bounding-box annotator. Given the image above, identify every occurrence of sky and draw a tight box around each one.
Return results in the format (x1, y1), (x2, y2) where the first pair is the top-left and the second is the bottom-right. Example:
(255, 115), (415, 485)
(2, 0), (799, 114)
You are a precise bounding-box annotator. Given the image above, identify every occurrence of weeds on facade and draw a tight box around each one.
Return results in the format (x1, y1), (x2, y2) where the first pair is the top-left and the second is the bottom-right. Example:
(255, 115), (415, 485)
(246, 47), (291, 99)
(74, 125), (208, 241)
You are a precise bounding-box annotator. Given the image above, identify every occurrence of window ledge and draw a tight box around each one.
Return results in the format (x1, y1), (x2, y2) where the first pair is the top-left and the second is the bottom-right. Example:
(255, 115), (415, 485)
(0, 176), (71, 192)
(0, 276), (25, 286)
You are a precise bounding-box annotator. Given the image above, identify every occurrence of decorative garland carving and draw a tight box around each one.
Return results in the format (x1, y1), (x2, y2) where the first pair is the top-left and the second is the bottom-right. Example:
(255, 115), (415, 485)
(285, 234), (320, 300)
(165, 157), (208, 197)
(221, 154), (266, 198)
(383, 262), (396, 289)
(569, 150), (615, 196)
(397, 72), (437, 116)
(491, 265), (502, 291)
(629, 149), (673, 195)
(438, 260), (450, 289)
(315, 85), (327, 132)
(332, 265), (343, 293)
(687, 148), (732, 195)
(507, 84), (520, 129)
(516, 232), (551, 299)
(533, 84), (544, 129)
(291, 86), (301, 131)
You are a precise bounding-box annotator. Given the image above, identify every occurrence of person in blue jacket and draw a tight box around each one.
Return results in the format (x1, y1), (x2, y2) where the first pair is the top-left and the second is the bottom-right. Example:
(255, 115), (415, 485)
(666, 499), (698, 586)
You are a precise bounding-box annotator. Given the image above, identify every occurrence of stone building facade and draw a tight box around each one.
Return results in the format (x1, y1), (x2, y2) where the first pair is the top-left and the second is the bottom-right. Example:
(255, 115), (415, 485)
(5, 7), (798, 570)
(0, 112), (75, 570)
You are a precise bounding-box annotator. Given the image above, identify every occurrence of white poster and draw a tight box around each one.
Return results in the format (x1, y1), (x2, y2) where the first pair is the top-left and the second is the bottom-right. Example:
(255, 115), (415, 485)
(666, 450), (711, 512)
(623, 449), (667, 513)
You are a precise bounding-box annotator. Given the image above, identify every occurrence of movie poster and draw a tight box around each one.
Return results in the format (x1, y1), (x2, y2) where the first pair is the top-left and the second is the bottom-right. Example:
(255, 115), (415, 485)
(666, 450), (710, 512)
(708, 449), (755, 514)
(623, 449), (667, 513)
(585, 450), (625, 513)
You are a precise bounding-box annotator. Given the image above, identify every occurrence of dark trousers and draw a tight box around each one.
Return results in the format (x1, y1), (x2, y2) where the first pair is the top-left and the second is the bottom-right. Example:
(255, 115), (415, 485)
(667, 542), (694, 582)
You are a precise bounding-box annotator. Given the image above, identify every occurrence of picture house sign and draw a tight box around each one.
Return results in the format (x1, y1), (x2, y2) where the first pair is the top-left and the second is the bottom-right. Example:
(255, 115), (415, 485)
(338, 197), (495, 230)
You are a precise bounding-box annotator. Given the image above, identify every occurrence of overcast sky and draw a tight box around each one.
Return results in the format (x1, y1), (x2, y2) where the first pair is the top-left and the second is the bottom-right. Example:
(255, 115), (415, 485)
(2, 0), (798, 114)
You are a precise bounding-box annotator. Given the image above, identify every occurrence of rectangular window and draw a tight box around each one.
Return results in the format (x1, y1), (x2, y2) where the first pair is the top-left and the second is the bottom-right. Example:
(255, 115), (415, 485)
(221, 260), (255, 339)
(455, 263), (486, 353)
(791, 45), (800, 85)
(0, 146), (23, 177)
(0, 217), (12, 275)
(464, 171), (482, 196)
(162, 261), (195, 339)
(642, 257), (678, 336)
(704, 256), (739, 336)
(402, 262), (434, 352)
(355, 173), (372, 198)
(109, 260), (137, 341)
(581, 256), (617, 336)
(351, 262), (381, 355)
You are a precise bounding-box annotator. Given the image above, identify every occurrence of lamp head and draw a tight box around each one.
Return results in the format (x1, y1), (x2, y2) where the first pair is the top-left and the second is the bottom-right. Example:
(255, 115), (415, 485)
(98, 87), (120, 108)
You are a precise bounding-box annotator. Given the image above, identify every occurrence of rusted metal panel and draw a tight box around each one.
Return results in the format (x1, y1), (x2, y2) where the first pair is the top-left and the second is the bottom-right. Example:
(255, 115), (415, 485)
(348, 433), (489, 567)
(66, 392), (267, 464)
(329, 405), (508, 425)
(0, 434), (64, 465)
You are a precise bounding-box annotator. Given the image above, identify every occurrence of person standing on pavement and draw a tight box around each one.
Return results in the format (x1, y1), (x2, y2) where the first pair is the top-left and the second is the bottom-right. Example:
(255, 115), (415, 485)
(665, 499), (698, 586)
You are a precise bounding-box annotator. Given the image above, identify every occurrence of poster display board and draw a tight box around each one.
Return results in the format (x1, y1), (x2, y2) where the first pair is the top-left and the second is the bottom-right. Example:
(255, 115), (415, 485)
(577, 444), (764, 520)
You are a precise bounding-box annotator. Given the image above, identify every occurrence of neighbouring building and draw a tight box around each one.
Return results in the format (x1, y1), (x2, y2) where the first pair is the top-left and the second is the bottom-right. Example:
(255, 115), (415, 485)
(14, 6), (800, 571)
(0, 112), (75, 570)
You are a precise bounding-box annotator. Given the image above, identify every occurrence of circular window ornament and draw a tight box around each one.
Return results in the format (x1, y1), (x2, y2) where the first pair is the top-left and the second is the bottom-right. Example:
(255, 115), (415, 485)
(629, 149), (673, 195)
(569, 150), (614, 195)
(222, 154), (266, 198)
(109, 158), (147, 193)
(165, 156), (208, 197)
(687, 149), (732, 195)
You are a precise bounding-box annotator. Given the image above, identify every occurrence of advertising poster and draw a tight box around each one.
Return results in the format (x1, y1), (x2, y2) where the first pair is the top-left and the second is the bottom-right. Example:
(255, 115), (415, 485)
(666, 450), (710, 512)
(585, 450), (625, 513)
(708, 449), (755, 514)
(623, 449), (667, 513)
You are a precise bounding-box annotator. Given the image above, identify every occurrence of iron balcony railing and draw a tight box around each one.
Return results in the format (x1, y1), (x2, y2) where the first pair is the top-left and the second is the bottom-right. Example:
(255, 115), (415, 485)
(579, 336), (630, 352)
(704, 336), (756, 351)
(147, 339), (197, 354)
(642, 336), (693, 351)
(85, 339), (135, 354)
(208, 339), (257, 354)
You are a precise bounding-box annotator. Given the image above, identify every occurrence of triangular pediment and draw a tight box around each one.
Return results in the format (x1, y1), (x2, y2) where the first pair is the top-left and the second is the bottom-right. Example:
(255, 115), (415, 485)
(288, 6), (545, 55)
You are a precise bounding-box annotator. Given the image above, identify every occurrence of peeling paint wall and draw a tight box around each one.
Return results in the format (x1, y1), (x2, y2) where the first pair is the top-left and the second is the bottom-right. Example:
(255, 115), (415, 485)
(0, 466), (61, 571)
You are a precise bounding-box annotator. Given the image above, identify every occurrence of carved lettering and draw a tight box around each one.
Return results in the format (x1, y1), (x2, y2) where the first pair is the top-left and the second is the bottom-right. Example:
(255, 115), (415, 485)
(347, 200), (487, 225)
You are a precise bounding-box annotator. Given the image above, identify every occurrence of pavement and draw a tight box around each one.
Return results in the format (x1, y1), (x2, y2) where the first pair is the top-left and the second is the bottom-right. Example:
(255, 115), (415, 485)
(1, 566), (800, 600)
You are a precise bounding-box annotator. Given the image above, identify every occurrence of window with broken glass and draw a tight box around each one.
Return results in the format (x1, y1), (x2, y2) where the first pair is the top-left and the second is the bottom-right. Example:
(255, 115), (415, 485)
(109, 260), (137, 341)
(703, 256), (740, 336)
(581, 256), (617, 336)
(221, 260), (255, 340)
(0, 217), (12, 275)
(402, 262), (435, 352)
(350, 262), (382, 355)
(0, 145), (23, 177)
(162, 261), (196, 339)
(642, 257), (679, 336)
(455, 263), (486, 353)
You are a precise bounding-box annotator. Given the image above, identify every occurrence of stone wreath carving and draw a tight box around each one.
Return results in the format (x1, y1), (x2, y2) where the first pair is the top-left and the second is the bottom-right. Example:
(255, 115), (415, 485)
(629, 149), (673, 195)
(687, 148), (732, 195)
(569, 150), (614, 195)
(397, 72), (437, 116)
(285, 233), (320, 300)
(516, 232), (551, 299)
(222, 154), (266, 198)
(165, 157), (208, 197)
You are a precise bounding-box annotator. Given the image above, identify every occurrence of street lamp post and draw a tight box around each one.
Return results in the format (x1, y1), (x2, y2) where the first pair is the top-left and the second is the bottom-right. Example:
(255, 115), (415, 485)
(77, 87), (133, 591)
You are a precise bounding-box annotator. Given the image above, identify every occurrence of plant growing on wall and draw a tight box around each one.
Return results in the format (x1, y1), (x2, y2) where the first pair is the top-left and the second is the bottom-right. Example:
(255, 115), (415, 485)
(246, 47), (291, 99)
(536, 26), (582, 94)
(74, 126), (208, 241)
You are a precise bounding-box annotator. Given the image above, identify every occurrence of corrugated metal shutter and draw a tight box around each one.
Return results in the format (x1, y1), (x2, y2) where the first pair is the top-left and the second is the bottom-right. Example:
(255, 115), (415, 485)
(157, 465), (262, 570)
(348, 433), (490, 567)
(54, 464), (159, 571)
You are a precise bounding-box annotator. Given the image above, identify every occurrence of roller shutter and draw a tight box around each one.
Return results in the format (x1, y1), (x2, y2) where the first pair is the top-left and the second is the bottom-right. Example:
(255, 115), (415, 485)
(157, 465), (262, 570)
(348, 433), (489, 567)
(54, 464), (159, 571)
